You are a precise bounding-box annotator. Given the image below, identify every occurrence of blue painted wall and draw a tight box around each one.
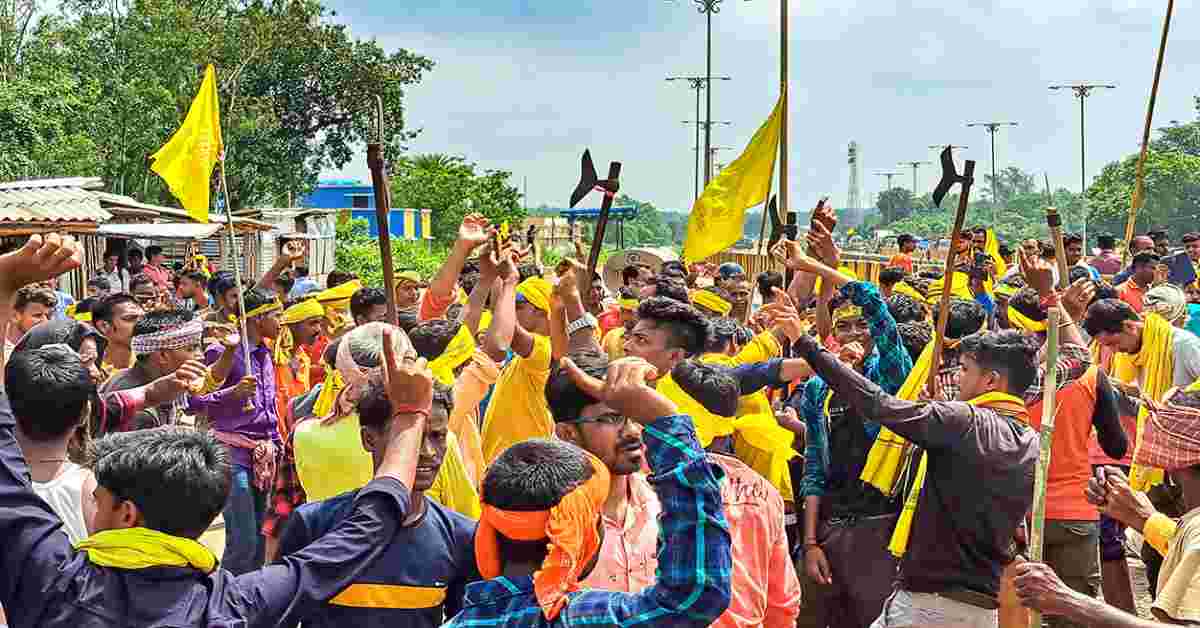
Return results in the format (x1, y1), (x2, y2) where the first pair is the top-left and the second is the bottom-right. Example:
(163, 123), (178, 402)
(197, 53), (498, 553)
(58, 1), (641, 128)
(300, 180), (375, 210)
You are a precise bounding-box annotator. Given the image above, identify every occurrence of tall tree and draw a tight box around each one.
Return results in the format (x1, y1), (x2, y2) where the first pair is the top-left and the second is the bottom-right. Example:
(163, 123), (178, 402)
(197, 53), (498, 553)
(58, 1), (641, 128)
(390, 153), (525, 244)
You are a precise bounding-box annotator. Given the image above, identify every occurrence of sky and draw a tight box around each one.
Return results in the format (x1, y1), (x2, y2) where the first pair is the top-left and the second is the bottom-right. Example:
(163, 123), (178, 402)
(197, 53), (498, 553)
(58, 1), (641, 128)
(324, 0), (1199, 214)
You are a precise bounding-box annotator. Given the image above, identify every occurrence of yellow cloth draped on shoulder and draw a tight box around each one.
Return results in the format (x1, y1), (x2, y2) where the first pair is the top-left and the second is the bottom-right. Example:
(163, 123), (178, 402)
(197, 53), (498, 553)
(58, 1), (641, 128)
(1122, 312), (1176, 491)
(429, 323), (476, 386)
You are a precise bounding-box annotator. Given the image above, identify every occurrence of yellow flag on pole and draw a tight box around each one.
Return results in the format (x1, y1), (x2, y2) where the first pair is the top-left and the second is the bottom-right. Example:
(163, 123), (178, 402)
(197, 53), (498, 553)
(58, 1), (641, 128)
(683, 94), (784, 262)
(150, 64), (223, 223)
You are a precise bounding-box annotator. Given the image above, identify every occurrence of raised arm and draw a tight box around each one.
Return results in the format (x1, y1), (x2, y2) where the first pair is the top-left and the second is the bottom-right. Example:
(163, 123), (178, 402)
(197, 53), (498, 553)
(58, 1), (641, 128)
(482, 252), (519, 360)
(425, 214), (490, 320)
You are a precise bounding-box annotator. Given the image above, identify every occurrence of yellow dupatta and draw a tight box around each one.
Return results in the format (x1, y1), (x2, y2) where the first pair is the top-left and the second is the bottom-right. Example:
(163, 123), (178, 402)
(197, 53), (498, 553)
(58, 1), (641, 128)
(860, 340), (942, 495)
(893, 281), (926, 303)
(1125, 312), (1176, 490)
(887, 391), (1029, 557)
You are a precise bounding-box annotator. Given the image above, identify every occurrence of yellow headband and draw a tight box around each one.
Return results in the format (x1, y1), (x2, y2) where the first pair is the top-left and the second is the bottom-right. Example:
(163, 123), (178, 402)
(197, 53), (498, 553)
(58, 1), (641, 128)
(1006, 305), (1048, 333)
(243, 299), (282, 320)
(691, 290), (732, 316)
(282, 298), (324, 324)
(74, 312), (93, 322)
(516, 277), (552, 313)
(395, 271), (421, 285)
(429, 324), (477, 386)
(619, 297), (639, 311)
(833, 304), (864, 326)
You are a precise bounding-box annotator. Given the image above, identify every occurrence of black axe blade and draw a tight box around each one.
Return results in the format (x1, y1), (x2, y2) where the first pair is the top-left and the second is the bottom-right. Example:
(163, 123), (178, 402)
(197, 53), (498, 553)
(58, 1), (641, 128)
(931, 146), (962, 209)
(570, 150), (599, 208)
(766, 196), (784, 249)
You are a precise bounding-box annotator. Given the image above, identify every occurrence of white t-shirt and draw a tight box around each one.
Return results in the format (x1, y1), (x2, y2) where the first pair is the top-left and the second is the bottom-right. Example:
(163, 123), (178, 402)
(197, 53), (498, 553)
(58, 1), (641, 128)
(32, 462), (89, 544)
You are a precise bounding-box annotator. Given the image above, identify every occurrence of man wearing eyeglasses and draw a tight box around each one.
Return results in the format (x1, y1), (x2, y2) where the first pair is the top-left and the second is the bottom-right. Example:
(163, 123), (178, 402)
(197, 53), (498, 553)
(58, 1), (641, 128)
(547, 350), (659, 593)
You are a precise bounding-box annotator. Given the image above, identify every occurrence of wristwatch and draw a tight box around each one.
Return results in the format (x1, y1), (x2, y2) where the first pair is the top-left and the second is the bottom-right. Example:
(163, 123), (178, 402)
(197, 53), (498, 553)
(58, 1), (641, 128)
(566, 313), (598, 336)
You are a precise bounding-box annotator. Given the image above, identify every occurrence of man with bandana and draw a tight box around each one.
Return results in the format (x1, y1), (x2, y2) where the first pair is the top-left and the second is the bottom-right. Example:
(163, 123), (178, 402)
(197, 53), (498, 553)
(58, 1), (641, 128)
(273, 298), (325, 443)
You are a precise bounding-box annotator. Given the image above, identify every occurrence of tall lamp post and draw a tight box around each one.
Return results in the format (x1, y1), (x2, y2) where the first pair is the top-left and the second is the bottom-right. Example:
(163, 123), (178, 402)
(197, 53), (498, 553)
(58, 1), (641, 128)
(667, 0), (732, 189)
(966, 122), (1018, 223)
(1050, 83), (1115, 243)
(899, 161), (932, 197)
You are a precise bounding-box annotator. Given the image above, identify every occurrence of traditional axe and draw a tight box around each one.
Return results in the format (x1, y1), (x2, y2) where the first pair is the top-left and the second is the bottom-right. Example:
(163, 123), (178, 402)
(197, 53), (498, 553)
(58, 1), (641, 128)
(569, 149), (622, 280)
(927, 146), (976, 399)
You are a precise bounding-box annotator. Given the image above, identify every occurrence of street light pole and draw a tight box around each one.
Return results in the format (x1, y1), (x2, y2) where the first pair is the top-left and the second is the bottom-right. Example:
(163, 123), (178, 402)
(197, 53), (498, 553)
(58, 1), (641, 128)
(899, 161), (932, 196)
(1050, 83), (1115, 244)
(681, 118), (730, 200)
(668, 73), (731, 202)
(966, 122), (1018, 224)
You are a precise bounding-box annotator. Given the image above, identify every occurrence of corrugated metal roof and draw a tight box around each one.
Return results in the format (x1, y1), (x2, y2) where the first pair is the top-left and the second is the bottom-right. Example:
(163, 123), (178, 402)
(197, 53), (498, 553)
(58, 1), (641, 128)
(97, 222), (225, 240)
(0, 178), (112, 223)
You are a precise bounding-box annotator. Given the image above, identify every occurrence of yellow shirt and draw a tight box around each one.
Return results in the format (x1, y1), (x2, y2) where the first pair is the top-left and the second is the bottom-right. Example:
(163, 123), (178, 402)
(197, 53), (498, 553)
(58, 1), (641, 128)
(601, 327), (626, 361)
(293, 413), (375, 502)
(481, 334), (554, 467)
(294, 413), (481, 519)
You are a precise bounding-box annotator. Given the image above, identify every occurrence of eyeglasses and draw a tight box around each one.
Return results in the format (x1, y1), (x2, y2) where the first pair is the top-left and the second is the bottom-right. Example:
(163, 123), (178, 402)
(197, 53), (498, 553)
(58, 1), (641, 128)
(564, 413), (630, 428)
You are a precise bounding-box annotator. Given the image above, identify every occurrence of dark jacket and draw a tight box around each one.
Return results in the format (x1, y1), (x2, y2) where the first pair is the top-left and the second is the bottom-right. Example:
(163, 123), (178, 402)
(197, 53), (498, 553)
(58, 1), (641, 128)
(1165, 251), (1197, 287)
(0, 393), (413, 628)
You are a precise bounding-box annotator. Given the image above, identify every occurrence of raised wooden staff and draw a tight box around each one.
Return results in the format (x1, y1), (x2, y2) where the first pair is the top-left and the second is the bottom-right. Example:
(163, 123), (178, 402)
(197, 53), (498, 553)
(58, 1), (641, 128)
(367, 95), (399, 325)
(927, 146), (976, 398)
(1123, 0), (1175, 262)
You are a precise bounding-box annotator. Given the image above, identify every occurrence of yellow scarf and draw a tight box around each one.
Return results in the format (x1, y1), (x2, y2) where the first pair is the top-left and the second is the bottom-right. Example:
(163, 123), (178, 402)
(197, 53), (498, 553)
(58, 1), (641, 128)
(893, 281), (925, 303)
(860, 340), (941, 495)
(887, 391), (1029, 556)
(1126, 312), (1176, 490)
(691, 290), (732, 316)
(1007, 306), (1047, 333)
(274, 300), (325, 367)
(984, 229), (1007, 279)
(312, 369), (346, 418)
(75, 527), (216, 573)
(429, 324), (476, 386)
(925, 272), (972, 305)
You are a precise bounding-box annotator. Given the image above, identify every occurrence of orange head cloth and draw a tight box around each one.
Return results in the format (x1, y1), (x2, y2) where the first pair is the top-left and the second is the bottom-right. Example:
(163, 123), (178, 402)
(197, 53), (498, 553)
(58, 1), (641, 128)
(474, 453), (611, 620)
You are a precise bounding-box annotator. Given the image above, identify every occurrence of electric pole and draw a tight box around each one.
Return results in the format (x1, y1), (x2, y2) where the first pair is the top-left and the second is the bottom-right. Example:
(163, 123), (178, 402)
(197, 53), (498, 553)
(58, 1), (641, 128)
(966, 121), (1019, 223)
(1050, 82), (1115, 243)
(899, 161), (932, 196)
(668, 75), (731, 202)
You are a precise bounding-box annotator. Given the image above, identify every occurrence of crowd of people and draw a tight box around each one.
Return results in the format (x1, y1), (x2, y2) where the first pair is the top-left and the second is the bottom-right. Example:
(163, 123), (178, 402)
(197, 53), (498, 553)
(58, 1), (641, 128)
(3, 207), (1200, 628)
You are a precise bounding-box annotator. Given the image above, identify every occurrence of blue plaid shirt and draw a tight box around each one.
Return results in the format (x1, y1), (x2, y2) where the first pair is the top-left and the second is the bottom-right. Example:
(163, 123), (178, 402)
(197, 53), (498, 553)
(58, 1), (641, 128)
(794, 281), (912, 498)
(443, 414), (732, 627)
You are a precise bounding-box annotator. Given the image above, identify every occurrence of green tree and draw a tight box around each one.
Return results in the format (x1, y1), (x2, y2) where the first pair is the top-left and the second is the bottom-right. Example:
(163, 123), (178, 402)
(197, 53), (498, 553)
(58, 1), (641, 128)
(1086, 148), (1200, 237)
(334, 217), (449, 287)
(877, 187), (916, 223)
(389, 153), (525, 244)
(15, 0), (433, 208)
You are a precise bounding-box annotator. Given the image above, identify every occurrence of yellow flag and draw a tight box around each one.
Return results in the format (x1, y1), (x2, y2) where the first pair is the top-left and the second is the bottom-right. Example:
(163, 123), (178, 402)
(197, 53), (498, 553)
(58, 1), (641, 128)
(683, 94), (783, 262)
(150, 64), (223, 223)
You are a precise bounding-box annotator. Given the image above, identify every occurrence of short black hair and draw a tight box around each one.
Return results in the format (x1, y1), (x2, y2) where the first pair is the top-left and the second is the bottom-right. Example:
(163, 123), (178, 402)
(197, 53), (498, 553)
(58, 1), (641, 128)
(636, 297), (708, 356)
(879, 267), (907, 287)
(1149, 229), (1169, 241)
(410, 320), (462, 359)
(932, 298), (987, 340)
(358, 379), (452, 431)
(959, 330), (1041, 396)
(208, 271), (237, 298)
(145, 245), (163, 258)
(897, 321), (933, 363)
(481, 439), (595, 512)
(133, 308), (195, 339)
(322, 337), (342, 366)
(1008, 288), (1047, 324)
(653, 277), (690, 303)
(671, 359), (739, 417)
(93, 293), (138, 324)
(704, 317), (740, 354)
(243, 287), (277, 314)
(887, 293), (928, 325)
(295, 265), (310, 277)
(1084, 298), (1140, 337)
(1064, 233), (1083, 245)
(129, 274), (155, 294)
(1067, 266), (1092, 286)
(897, 234), (915, 246)
(127, 249), (144, 260)
(1097, 235), (1117, 249)
(178, 270), (207, 285)
(622, 264), (648, 285)
(350, 287), (387, 320)
(1183, 233), (1200, 245)
(755, 271), (784, 302)
(7, 345), (93, 441)
(88, 427), (231, 538)
(1092, 280), (1119, 304)
(15, 285), (56, 311)
(327, 270), (357, 289)
(1133, 252), (1161, 268)
(546, 350), (607, 423)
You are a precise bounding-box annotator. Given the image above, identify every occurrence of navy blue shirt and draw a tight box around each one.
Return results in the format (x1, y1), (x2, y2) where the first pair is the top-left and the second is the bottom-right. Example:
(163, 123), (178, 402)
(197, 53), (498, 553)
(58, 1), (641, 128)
(279, 489), (479, 628)
(0, 391), (415, 628)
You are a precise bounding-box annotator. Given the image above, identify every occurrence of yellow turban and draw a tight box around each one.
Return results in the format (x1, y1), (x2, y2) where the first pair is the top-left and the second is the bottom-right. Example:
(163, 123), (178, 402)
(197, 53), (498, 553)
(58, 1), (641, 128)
(429, 324), (477, 386)
(516, 277), (552, 313)
(283, 298), (325, 325)
(691, 289), (732, 316)
(395, 271), (421, 284)
(315, 280), (362, 307)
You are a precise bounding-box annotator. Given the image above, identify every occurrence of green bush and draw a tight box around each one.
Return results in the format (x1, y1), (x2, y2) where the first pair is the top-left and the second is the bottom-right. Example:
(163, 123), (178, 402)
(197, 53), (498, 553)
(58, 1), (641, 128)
(335, 218), (450, 287)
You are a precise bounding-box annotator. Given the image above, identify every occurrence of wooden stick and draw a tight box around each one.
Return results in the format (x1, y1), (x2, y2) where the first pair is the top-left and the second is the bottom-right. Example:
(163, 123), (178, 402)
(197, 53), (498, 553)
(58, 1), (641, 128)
(367, 95), (399, 325)
(1028, 308), (1061, 628)
(927, 161), (976, 398)
(1123, 0), (1175, 263)
(217, 160), (253, 377)
(1047, 206), (1070, 291)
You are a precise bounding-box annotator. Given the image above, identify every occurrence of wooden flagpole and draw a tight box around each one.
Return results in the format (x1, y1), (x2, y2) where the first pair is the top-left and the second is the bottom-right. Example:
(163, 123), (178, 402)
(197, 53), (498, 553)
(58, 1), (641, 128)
(217, 159), (254, 378)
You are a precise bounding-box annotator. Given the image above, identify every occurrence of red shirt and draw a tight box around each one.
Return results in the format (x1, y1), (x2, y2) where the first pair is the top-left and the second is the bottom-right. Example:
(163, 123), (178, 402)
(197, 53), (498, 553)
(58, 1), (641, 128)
(888, 253), (914, 274)
(1118, 280), (1146, 313)
(141, 264), (172, 290)
(598, 304), (622, 337)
